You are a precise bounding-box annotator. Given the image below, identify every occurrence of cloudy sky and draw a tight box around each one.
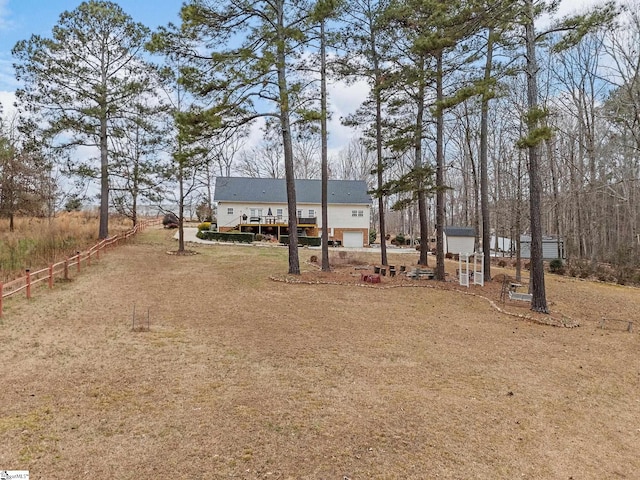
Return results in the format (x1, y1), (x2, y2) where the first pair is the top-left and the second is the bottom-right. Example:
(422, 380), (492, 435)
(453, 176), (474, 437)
(0, 0), (611, 150)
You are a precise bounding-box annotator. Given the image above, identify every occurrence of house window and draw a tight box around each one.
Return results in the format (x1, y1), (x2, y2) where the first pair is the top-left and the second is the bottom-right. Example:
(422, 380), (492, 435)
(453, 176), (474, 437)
(276, 208), (283, 216)
(352, 209), (364, 217)
(297, 210), (302, 217)
(308, 209), (315, 217)
(227, 207), (234, 215)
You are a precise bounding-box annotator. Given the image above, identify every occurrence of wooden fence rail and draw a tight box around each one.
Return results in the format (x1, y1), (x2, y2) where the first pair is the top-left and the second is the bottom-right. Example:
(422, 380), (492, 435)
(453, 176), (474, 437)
(0, 218), (161, 317)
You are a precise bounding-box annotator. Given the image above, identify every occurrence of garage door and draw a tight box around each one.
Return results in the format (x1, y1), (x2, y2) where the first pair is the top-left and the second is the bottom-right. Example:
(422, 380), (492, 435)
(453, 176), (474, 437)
(342, 231), (364, 248)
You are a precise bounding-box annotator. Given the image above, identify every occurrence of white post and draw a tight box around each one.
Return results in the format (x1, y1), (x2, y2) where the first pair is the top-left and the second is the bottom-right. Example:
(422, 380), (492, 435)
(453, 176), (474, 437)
(474, 251), (484, 286)
(459, 253), (470, 287)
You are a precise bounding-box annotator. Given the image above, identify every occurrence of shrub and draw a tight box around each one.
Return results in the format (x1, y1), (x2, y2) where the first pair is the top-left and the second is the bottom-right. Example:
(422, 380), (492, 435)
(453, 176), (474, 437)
(568, 259), (592, 279)
(197, 222), (212, 232)
(395, 233), (406, 245)
(445, 252), (453, 259)
(497, 260), (507, 268)
(549, 258), (565, 275)
(255, 233), (264, 241)
(280, 235), (321, 247)
(369, 230), (377, 245)
(196, 231), (254, 243)
(162, 212), (179, 228)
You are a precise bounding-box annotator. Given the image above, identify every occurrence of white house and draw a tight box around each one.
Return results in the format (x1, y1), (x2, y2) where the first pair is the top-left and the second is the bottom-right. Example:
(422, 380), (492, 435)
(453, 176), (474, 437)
(214, 177), (371, 247)
(443, 226), (476, 254)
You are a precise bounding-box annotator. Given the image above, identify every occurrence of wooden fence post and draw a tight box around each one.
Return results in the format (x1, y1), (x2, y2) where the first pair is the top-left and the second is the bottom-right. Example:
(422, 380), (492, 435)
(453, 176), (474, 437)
(0, 282), (3, 317)
(77, 252), (81, 274)
(87, 250), (91, 267)
(64, 258), (69, 280)
(26, 269), (31, 299)
(49, 264), (54, 289)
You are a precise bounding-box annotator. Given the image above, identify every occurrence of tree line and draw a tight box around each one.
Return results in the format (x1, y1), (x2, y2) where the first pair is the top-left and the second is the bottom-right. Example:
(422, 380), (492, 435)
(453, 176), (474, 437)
(2, 0), (638, 312)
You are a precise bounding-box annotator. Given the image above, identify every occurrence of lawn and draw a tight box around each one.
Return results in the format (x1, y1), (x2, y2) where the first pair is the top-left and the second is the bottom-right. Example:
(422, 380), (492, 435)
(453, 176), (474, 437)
(1, 227), (639, 479)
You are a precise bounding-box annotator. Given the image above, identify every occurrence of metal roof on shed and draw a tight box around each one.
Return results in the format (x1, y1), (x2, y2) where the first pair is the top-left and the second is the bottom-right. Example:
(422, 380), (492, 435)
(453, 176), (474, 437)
(214, 177), (371, 204)
(443, 226), (476, 237)
(520, 235), (563, 243)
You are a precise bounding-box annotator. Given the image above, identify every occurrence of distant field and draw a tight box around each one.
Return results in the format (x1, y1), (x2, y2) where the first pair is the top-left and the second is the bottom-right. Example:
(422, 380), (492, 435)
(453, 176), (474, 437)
(1, 226), (639, 479)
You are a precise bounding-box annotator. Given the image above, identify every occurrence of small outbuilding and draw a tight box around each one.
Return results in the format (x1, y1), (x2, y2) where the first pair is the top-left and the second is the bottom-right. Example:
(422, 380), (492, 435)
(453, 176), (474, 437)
(520, 235), (565, 260)
(443, 226), (476, 254)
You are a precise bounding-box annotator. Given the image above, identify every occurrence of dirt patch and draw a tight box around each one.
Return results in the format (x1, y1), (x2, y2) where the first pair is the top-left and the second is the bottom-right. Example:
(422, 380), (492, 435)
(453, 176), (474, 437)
(1, 230), (639, 479)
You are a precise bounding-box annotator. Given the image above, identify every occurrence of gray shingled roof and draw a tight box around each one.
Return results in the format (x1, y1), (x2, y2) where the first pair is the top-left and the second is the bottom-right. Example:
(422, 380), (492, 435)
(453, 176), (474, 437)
(443, 226), (475, 237)
(214, 177), (371, 204)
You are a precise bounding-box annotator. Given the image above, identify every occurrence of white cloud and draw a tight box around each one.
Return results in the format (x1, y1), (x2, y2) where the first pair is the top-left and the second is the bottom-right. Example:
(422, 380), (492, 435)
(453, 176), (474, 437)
(246, 116), (266, 147)
(0, 89), (16, 119)
(327, 78), (369, 149)
(0, 57), (16, 91)
(556, 0), (609, 17)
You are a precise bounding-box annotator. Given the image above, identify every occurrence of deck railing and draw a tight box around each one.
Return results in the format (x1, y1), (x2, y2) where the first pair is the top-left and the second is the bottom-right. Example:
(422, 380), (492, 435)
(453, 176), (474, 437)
(239, 215), (317, 225)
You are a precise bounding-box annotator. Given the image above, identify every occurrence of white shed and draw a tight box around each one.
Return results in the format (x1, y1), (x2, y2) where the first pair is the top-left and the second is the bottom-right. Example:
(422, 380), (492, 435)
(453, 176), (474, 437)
(520, 235), (565, 260)
(443, 227), (476, 254)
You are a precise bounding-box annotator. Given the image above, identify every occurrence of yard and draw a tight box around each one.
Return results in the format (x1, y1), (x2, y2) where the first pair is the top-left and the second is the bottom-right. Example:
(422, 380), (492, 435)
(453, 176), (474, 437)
(1, 227), (639, 479)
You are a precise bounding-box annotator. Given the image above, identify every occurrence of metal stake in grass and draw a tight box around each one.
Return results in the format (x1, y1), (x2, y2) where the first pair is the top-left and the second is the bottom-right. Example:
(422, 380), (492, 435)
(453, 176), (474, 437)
(132, 303), (151, 332)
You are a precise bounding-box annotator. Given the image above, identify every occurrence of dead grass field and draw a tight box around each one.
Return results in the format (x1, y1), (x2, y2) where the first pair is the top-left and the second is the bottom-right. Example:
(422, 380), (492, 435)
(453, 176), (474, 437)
(1, 227), (639, 479)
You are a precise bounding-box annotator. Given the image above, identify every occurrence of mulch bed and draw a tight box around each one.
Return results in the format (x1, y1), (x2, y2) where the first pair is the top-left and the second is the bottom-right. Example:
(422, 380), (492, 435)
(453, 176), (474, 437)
(271, 262), (579, 328)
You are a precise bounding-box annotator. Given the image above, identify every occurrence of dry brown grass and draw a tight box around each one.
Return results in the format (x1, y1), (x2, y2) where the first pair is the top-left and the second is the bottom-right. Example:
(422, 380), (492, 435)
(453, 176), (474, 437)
(0, 213), (133, 282)
(1, 227), (639, 479)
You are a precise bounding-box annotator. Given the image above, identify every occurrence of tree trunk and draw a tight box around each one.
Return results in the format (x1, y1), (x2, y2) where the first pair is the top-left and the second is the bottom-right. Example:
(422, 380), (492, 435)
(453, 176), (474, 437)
(178, 161), (185, 253)
(132, 145), (139, 227)
(480, 29), (494, 282)
(515, 149), (523, 283)
(320, 18), (330, 272)
(371, 28), (388, 267)
(99, 114), (109, 239)
(435, 51), (446, 281)
(277, 0), (299, 275)
(546, 137), (561, 257)
(415, 55), (429, 266)
(524, 0), (548, 313)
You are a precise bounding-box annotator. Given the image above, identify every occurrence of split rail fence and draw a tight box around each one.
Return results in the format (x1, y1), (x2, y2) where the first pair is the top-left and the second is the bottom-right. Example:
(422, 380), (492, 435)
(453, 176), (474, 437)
(0, 218), (162, 317)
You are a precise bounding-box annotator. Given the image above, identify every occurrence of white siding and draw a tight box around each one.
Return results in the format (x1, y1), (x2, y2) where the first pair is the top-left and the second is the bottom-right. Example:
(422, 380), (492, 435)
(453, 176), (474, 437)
(322, 204), (369, 229)
(444, 235), (475, 254)
(216, 201), (260, 229)
(216, 201), (370, 230)
(521, 240), (565, 260)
